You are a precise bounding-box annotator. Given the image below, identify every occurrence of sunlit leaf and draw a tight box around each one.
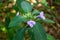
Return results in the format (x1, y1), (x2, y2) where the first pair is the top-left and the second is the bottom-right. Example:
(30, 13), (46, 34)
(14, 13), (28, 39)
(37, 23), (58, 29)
(47, 34), (56, 40)
(42, 0), (46, 4)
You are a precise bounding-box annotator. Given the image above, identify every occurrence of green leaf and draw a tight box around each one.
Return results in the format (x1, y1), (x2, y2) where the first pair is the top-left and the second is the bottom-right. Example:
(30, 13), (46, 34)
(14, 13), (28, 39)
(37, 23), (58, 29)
(42, 0), (46, 4)
(44, 19), (55, 24)
(28, 29), (35, 40)
(16, 0), (25, 13)
(32, 9), (40, 15)
(13, 28), (26, 40)
(47, 34), (56, 40)
(30, 23), (47, 40)
(8, 15), (27, 28)
(21, 1), (32, 13)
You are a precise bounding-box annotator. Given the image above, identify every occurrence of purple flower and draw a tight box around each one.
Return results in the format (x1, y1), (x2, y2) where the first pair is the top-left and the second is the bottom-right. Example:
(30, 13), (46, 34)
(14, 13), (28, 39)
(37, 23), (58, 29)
(37, 11), (46, 20)
(27, 20), (36, 28)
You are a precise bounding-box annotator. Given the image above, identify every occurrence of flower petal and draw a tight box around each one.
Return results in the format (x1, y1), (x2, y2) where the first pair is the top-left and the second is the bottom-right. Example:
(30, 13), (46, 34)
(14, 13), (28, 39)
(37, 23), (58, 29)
(40, 11), (45, 20)
(40, 11), (44, 16)
(27, 20), (36, 28)
(37, 11), (46, 20)
(40, 15), (46, 20)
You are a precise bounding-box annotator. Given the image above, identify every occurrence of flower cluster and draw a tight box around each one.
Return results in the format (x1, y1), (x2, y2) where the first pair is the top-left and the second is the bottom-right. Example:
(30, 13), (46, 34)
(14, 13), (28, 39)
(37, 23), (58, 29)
(27, 11), (46, 28)
(16, 11), (45, 28)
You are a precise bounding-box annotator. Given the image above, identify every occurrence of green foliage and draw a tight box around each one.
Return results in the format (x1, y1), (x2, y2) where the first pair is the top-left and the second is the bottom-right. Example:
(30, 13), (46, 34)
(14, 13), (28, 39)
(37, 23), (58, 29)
(30, 23), (47, 40)
(44, 19), (55, 24)
(42, 0), (46, 4)
(36, 18), (55, 24)
(5, 16), (10, 27)
(21, 1), (32, 13)
(16, 0), (25, 13)
(9, 15), (27, 28)
(7, 29), (15, 40)
(32, 9), (40, 15)
(16, 0), (32, 13)
(13, 28), (26, 40)
(47, 34), (56, 40)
